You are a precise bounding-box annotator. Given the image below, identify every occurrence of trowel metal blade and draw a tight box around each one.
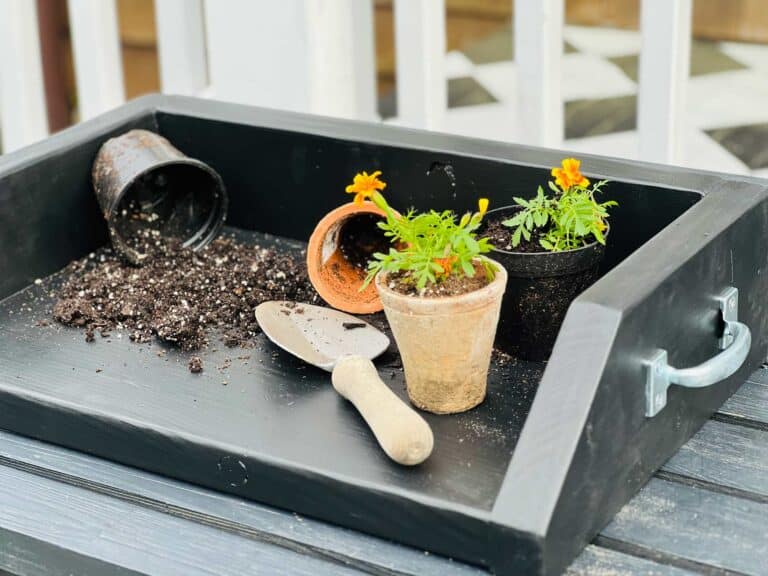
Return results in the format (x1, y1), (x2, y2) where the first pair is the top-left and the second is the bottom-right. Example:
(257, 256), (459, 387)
(255, 301), (390, 372)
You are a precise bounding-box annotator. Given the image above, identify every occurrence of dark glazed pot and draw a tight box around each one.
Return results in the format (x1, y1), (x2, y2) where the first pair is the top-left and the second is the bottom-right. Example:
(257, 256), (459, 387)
(484, 206), (606, 361)
(92, 129), (228, 264)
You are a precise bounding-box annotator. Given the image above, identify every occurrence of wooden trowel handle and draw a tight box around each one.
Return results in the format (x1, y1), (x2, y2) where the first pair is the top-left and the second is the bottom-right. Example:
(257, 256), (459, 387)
(332, 356), (434, 466)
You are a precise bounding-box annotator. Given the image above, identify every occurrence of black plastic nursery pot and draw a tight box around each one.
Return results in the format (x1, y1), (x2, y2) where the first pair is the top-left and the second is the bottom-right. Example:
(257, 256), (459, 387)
(92, 128), (228, 264)
(1, 95), (768, 576)
(484, 206), (606, 361)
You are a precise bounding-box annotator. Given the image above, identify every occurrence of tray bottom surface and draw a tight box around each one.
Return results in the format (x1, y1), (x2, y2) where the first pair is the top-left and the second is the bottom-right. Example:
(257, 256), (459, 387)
(0, 228), (543, 511)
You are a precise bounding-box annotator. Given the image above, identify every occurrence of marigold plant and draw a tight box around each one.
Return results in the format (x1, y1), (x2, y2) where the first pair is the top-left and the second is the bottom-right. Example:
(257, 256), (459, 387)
(503, 158), (616, 252)
(345, 171), (496, 291)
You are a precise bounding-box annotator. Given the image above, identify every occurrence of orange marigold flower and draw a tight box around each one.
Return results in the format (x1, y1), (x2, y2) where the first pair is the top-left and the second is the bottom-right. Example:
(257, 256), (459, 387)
(345, 170), (387, 205)
(433, 255), (457, 276)
(551, 158), (590, 192)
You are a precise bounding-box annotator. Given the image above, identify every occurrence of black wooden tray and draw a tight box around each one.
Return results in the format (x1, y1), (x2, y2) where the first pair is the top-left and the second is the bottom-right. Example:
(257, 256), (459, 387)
(1, 95), (767, 575)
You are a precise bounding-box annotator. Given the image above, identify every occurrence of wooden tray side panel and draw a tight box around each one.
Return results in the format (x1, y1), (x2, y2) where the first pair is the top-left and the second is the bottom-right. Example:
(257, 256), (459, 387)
(493, 186), (768, 575)
(0, 108), (157, 300)
(154, 112), (699, 278)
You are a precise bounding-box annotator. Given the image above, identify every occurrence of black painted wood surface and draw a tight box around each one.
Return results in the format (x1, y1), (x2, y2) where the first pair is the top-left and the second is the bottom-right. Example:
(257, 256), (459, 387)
(3, 95), (768, 575)
(0, 229), (540, 512)
(1, 370), (767, 575)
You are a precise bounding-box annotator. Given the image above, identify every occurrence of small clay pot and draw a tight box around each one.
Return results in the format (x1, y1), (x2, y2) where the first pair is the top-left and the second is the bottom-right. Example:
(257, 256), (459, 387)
(485, 206), (607, 361)
(375, 262), (507, 414)
(307, 202), (391, 314)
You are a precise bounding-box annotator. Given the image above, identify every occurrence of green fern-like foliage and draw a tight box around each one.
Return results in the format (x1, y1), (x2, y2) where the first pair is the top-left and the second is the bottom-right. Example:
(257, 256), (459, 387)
(503, 179), (616, 252)
(363, 206), (495, 291)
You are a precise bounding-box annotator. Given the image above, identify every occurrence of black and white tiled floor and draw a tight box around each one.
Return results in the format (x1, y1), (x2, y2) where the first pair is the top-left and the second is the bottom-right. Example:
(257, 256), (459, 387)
(384, 25), (768, 177)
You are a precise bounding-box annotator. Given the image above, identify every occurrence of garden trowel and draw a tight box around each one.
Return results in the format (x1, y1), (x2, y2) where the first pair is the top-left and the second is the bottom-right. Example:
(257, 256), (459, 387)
(255, 301), (433, 465)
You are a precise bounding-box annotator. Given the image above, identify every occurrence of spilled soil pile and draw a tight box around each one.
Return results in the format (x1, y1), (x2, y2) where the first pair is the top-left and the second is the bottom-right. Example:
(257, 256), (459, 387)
(53, 234), (319, 351)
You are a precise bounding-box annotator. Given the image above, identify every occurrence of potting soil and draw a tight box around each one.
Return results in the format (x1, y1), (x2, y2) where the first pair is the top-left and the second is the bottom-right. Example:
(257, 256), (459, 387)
(53, 234), (319, 355)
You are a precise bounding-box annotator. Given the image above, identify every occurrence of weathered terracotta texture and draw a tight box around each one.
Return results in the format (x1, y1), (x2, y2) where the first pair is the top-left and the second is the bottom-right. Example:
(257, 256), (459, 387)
(307, 202), (386, 314)
(376, 262), (507, 414)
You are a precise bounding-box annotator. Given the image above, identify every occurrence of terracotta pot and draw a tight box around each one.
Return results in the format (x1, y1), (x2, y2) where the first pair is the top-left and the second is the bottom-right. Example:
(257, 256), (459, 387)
(375, 261), (507, 414)
(307, 202), (389, 314)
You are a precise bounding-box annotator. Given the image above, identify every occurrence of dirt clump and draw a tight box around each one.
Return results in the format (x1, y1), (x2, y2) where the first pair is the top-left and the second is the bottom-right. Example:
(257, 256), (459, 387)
(188, 356), (204, 373)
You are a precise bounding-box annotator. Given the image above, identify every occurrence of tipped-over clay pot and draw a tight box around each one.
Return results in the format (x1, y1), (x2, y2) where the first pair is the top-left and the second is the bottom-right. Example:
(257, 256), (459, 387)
(307, 202), (389, 314)
(375, 262), (507, 414)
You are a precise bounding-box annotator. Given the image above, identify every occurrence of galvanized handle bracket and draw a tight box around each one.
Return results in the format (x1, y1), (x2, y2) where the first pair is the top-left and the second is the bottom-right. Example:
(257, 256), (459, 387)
(645, 287), (751, 418)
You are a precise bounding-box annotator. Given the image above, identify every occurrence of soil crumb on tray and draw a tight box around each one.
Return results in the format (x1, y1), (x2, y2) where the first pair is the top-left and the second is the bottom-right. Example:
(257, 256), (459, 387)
(386, 262), (491, 297)
(53, 235), (319, 352)
(188, 356), (204, 373)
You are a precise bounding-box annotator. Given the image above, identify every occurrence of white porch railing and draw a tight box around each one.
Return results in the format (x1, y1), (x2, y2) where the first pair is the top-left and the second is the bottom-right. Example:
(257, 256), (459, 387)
(0, 0), (692, 165)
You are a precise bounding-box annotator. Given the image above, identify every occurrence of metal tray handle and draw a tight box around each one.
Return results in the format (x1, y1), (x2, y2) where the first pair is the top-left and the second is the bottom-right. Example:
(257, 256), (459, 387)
(645, 287), (751, 417)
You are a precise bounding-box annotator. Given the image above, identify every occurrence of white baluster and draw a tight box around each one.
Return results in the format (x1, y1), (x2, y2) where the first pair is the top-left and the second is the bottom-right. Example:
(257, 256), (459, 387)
(638, 0), (692, 164)
(306, 0), (377, 120)
(394, 0), (446, 130)
(67, 0), (125, 120)
(155, 0), (209, 96)
(204, 0), (376, 120)
(514, 0), (564, 147)
(349, 0), (378, 121)
(0, 0), (48, 152)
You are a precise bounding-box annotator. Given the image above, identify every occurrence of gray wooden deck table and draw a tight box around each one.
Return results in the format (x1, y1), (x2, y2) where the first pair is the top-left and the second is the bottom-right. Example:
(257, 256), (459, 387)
(1, 368), (767, 576)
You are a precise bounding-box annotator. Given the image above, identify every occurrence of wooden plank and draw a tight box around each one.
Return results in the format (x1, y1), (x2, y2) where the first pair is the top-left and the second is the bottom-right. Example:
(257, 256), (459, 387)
(0, 0), (49, 152)
(565, 0), (639, 29)
(662, 419), (768, 500)
(0, 459), (366, 576)
(693, 0), (768, 44)
(0, 430), (481, 576)
(637, 0), (692, 164)
(601, 477), (768, 575)
(747, 368), (768, 385)
(394, 0), (446, 129)
(718, 377), (768, 426)
(514, 0), (563, 147)
(117, 0), (157, 47)
(0, 428), (700, 576)
(0, 527), (143, 576)
(67, 0), (125, 120)
(37, 0), (72, 133)
(154, 0), (208, 96)
(568, 545), (696, 575)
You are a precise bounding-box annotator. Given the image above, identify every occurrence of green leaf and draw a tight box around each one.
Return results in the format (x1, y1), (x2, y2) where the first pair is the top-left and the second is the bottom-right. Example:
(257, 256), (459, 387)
(461, 259), (475, 277)
(512, 226), (522, 247)
(592, 227), (606, 245)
